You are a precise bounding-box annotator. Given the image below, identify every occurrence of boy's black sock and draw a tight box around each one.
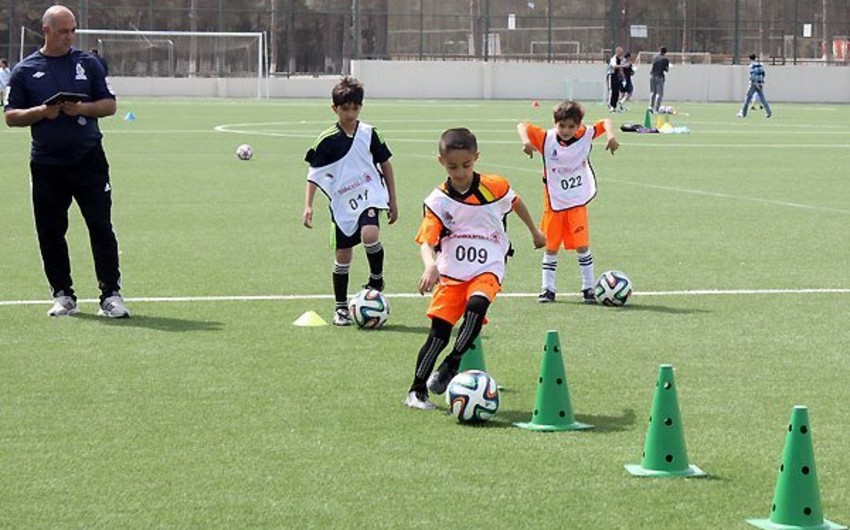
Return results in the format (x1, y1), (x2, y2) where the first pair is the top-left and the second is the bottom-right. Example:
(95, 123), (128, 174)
(441, 295), (490, 372)
(410, 317), (452, 393)
(364, 241), (384, 290)
(333, 261), (350, 309)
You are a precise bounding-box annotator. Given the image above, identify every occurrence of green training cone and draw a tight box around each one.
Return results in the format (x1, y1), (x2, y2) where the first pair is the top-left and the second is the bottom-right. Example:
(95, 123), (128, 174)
(514, 330), (592, 432)
(747, 406), (846, 530)
(643, 108), (652, 128)
(459, 336), (487, 372)
(625, 364), (706, 477)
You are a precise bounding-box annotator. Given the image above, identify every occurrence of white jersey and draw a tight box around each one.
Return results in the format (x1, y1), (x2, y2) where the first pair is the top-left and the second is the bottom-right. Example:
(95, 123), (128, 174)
(424, 179), (515, 283)
(542, 126), (597, 211)
(307, 122), (389, 237)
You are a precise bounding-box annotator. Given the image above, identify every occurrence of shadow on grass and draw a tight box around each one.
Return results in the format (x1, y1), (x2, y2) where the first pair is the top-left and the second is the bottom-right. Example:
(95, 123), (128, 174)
(613, 303), (711, 315)
(378, 323), (432, 334)
(74, 313), (224, 332)
(473, 408), (637, 432)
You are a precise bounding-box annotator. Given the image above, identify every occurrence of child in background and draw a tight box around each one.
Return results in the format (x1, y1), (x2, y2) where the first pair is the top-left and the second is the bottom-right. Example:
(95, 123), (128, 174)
(405, 128), (545, 410)
(303, 76), (398, 325)
(517, 101), (619, 304)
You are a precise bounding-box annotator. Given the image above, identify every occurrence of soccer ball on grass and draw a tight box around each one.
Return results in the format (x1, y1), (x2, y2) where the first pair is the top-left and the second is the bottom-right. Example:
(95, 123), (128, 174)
(594, 270), (633, 306)
(236, 144), (253, 161)
(446, 370), (499, 423)
(348, 288), (390, 329)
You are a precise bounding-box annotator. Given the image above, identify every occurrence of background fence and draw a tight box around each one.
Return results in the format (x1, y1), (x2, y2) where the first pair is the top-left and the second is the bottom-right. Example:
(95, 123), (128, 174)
(1, 0), (848, 78)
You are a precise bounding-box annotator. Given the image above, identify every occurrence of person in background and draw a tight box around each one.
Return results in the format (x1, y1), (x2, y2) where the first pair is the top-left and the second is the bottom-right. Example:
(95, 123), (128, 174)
(89, 48), (108, 76)
(606, 47), (625, 112)
(0, 58), (11, 101)
(737, 53), (772, 119)
(618, 51), (635, 111)
(649, 47), (670, 113)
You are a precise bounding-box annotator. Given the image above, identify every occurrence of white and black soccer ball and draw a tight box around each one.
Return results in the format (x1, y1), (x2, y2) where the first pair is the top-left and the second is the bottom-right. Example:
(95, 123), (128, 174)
(594, 270), (633, 307)
(447, 370), (499, 423)
(348, 288), (389, 329)
(236, 144), (253, 161)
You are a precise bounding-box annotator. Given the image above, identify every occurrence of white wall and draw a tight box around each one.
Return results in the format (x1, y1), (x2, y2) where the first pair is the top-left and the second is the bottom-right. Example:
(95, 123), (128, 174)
(108, 60), (850, 103)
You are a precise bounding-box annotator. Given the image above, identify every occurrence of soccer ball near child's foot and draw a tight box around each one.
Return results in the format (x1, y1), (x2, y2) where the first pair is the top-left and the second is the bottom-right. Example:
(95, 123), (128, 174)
(348, 288), (390, 329)
(447, 370), (499, 423)
(594, 270), (633, 307)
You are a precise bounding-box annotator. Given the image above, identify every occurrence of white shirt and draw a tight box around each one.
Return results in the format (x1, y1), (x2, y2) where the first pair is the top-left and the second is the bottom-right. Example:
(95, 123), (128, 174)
(424, 184), (515, 282)
(542, 126), (598, 211)
(307, 122), (390, 236)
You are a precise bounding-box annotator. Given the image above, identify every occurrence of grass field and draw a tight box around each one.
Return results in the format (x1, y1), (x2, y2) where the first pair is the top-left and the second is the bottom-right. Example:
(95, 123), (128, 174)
(1, 98), (849, 529)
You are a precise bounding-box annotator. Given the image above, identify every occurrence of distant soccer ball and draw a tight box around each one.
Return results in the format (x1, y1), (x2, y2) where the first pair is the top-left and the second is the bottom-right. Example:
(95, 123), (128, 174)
(236, 144), (253, 161)
(594, 270), (633, 307)
(348, 288), (389, 329)
(447, 370), (499, 423)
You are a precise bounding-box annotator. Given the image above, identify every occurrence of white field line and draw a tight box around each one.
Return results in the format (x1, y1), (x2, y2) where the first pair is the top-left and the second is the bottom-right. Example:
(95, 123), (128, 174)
(1, 288), (848, 307)
(481, 160), (850, 215)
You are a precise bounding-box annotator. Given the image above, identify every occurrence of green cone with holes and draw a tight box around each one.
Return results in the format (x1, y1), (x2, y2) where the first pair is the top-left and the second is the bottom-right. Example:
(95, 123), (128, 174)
(513, 330), (592, 432)
(625, 364), (707, 477)
(459, 336), (487, 372)
(747, 406), (846, 530)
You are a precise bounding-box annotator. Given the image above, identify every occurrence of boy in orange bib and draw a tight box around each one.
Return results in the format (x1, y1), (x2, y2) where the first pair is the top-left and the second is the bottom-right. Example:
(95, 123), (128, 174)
(404, 128), (545, 410)
(517, 101), (619, 304)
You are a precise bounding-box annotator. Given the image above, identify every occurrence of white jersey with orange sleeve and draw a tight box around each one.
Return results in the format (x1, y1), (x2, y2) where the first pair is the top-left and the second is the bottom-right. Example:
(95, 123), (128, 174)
(422, 174), (515, 283)
(542, 125), (598, 211)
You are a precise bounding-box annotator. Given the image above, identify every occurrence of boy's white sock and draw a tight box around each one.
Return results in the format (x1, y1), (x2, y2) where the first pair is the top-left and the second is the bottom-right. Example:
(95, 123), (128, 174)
(541, 253), (557, 292)
(578, 251), (595, 290)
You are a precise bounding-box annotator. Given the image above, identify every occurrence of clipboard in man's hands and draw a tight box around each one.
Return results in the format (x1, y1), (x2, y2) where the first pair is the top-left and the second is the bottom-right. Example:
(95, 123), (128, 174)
(43, 92), (88, 106)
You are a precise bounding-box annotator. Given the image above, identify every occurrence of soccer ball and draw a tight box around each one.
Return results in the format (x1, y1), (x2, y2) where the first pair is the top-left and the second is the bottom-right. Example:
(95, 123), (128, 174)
(348, 288), (390, 329)
(446, 370), (499, 423)
(236, 144), (253, 161)
(594, 270), (633, 307)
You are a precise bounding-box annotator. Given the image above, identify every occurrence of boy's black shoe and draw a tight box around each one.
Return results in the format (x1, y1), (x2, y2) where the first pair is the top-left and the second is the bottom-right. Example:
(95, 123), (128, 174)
(582, 288), (597, 305)
(364, 278), (385, 292)
(427, 363), (457, 396)
(537, 289), (556, 303)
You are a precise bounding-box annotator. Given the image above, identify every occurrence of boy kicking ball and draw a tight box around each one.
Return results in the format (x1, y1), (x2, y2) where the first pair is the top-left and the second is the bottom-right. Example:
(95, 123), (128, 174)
(405, 128), (545, 410)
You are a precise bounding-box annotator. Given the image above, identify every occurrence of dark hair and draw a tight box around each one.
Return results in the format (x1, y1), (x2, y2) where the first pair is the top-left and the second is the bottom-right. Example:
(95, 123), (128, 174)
(553, 101), (585, 124)
(332, 76), (364, 107)
(624, 52), (632, 58)
(439, 128), (478, 155)
(749, 53), (757, 61)
(660, 47), (667, 54)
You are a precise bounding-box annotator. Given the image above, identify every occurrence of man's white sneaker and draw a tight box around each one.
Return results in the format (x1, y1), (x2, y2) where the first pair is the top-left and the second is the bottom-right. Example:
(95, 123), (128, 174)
(47, 296), (79, 317)
(404, 391), (436, 410)
(98, 294), (131, 319)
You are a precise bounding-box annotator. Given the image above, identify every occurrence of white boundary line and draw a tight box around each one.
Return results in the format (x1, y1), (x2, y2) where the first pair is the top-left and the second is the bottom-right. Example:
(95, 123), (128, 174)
(1, 289), (848, 307)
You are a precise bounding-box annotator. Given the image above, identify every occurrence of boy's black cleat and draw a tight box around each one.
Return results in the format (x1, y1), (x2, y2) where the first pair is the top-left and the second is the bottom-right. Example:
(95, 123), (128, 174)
(364, 278), (385, 292)
(537, 289), (556, 303)
(426, 363), (457, 396)
(581, 288), (597, 304)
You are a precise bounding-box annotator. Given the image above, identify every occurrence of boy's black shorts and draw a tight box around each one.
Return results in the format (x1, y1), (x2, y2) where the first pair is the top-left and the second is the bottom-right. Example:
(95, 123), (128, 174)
(334, 207), (381, 249)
